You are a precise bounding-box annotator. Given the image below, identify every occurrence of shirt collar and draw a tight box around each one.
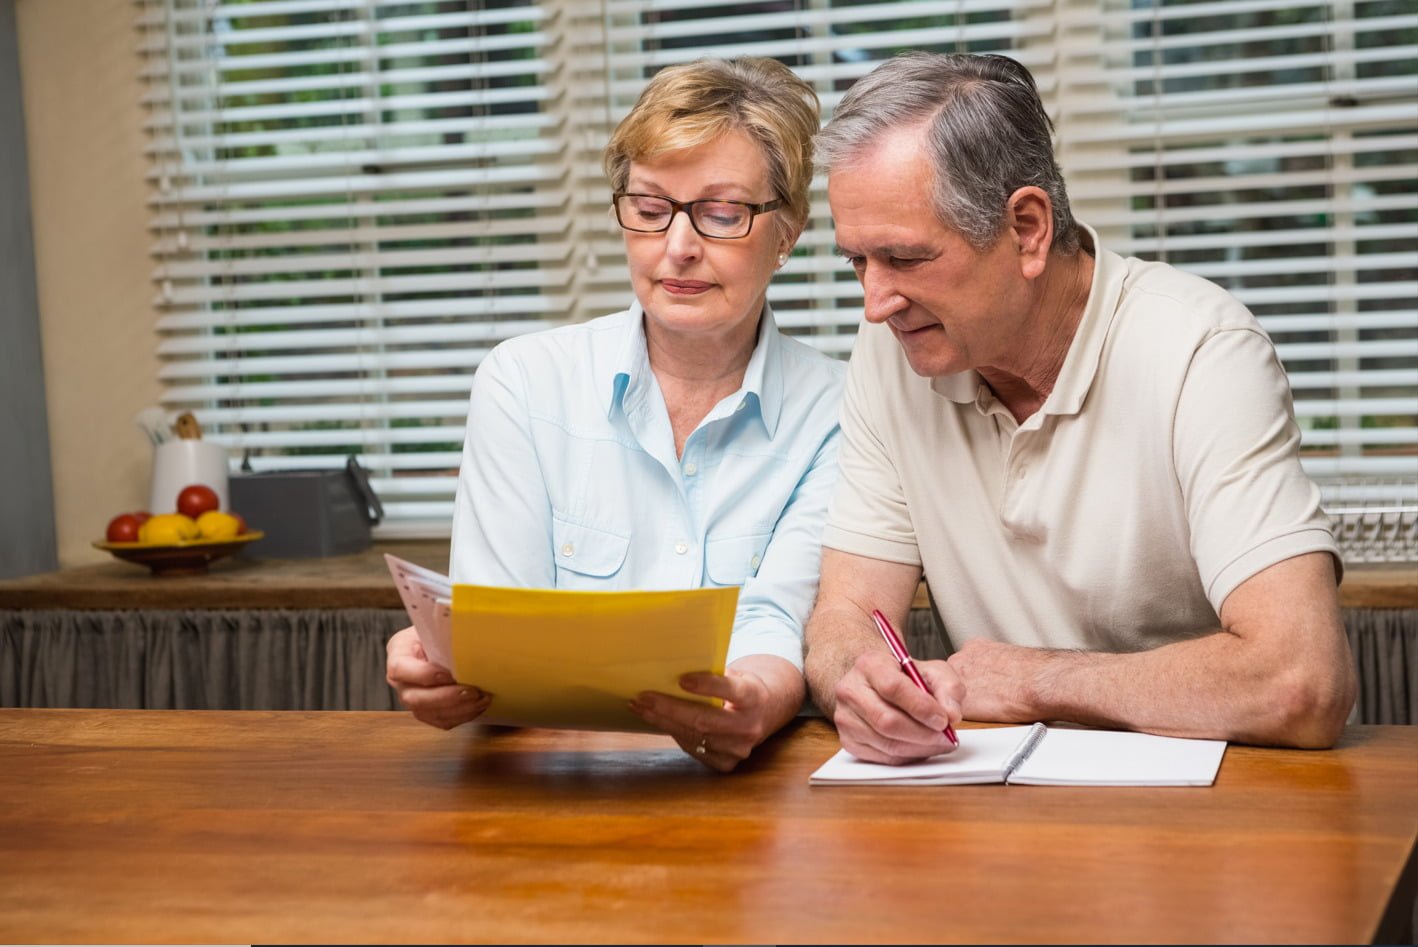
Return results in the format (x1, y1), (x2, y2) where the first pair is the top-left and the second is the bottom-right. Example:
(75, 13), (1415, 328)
(1043, 224), (1122, 417)
(604, 300), (785, 437)
(605, 302), (651, 420)
(930, 223), (1122, 418)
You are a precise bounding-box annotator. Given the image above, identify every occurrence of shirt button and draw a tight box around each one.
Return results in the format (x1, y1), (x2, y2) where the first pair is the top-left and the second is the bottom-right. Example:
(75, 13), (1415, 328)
(750, 554), (761, 569)
(735, 401), (746, 412)
(560, 542), (574, 557)
(674, 541), (688, 555)
(683, 461), (698, 476)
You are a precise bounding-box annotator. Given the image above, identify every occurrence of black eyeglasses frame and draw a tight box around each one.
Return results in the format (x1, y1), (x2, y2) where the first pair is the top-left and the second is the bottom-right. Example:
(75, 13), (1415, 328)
(611, 192), (783, 240)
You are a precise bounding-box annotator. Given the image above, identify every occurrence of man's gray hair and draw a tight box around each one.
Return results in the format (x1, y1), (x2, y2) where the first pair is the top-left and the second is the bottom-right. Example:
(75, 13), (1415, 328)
(816, 52), (1079, 255)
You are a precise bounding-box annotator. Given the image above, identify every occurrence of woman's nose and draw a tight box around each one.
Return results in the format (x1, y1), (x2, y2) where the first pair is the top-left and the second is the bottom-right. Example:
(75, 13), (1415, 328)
(663, 210), (703, 262)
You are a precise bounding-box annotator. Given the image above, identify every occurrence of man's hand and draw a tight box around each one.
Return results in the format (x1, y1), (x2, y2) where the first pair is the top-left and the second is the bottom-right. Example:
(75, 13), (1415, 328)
(945, 638), (1061, 723)
(385, 626), (492, 730)
(831, 649), (963, 764)
(804, 548), (962, 762)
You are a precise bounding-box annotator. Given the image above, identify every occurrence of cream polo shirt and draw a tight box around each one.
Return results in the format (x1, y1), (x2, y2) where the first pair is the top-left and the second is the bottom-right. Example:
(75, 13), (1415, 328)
(823, 226), (1339, 654)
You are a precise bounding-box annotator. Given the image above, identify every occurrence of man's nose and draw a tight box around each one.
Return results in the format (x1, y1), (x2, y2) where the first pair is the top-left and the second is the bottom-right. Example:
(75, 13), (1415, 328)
(862, 262), (906, 324)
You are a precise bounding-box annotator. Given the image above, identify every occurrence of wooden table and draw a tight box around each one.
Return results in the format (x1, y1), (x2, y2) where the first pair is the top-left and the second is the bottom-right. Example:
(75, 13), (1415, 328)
(2, 710), (1414, 944)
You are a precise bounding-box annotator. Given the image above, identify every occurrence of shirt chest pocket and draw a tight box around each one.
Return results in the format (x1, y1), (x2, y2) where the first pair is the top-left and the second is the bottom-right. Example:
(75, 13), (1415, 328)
(552, 517), (631, 588)
(705, 532), (771, 587)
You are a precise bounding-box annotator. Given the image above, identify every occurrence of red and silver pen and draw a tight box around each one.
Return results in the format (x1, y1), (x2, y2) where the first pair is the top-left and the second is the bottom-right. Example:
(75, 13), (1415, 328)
(871, 608), (959, 746)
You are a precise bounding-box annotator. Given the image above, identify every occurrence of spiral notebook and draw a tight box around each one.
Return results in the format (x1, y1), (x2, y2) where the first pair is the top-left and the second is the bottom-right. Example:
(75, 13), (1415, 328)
(809, 723), (1226, 787)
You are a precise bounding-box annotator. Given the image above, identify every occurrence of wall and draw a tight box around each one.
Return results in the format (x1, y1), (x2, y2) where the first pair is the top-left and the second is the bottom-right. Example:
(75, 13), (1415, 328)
(0, 0), (56, 578)
(15, 0), (159, 567)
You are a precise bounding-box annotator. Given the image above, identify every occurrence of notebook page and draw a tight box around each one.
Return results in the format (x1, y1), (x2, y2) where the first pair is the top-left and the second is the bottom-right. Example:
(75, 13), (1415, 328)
(809, 726), (1035, 785)
(1008, 727), (1226, 786)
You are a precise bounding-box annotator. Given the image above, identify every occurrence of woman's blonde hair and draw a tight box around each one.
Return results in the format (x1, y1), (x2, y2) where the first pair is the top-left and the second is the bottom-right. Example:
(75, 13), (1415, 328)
(603, 58), (820, 240)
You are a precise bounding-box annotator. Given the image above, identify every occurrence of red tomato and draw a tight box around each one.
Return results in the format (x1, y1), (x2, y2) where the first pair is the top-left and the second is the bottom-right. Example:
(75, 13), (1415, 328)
(105, 513), (142, 543)
(133, 511), (152, 524)
(176, 484), (220, 519)
(231, 511), (248, 535)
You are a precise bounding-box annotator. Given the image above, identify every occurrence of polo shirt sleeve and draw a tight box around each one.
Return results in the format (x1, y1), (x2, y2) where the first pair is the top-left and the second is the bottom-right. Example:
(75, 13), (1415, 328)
(1174, 326), (1341, 614)
(449, 341), (556, 588)
(822, 325), (923, 566)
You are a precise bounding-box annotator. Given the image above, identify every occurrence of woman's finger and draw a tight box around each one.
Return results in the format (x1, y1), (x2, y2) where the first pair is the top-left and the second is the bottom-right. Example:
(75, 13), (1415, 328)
(401, 685), (491, 730)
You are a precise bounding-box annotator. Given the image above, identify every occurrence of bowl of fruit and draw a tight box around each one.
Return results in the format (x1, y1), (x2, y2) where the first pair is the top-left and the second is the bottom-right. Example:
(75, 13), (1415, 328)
(95, 484), (263, 576)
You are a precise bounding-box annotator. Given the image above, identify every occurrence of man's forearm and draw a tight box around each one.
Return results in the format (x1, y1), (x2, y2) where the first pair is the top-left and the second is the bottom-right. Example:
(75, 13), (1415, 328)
(971, 624), (1354, 749)
(952, 553), (1355, 748)
(803, 603), (879, 719)
(804, 548), (929, 724)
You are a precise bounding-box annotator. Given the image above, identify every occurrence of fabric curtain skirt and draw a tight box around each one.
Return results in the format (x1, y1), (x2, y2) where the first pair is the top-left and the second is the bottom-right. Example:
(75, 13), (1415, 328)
(1, 606), (1413, 724)
(1, 609), (406, 711)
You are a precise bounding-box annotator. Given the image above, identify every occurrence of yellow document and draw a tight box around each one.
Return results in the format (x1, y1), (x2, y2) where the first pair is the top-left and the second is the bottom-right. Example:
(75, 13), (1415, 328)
(451, 583), (739, 732)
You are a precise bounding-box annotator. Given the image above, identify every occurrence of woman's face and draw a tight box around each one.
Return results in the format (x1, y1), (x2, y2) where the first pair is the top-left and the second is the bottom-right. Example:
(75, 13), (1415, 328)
(622, 129), (792, 351)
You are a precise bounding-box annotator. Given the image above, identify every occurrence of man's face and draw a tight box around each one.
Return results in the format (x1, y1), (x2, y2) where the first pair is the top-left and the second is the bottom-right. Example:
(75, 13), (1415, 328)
(827, 129), (1028, 378)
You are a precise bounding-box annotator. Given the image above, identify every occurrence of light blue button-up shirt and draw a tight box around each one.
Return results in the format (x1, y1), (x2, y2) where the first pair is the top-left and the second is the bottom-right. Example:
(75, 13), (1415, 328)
(450, 302), (845, 669)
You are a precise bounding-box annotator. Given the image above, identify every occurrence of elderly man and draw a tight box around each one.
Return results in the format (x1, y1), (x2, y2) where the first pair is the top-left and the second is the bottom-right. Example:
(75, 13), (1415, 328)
(803, 52), (1356, 764)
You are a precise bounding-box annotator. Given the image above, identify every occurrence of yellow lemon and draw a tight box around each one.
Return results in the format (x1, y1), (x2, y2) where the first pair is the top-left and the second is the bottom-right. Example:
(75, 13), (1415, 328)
(139, 513), (199, 544)
(196, 510), (241, 541)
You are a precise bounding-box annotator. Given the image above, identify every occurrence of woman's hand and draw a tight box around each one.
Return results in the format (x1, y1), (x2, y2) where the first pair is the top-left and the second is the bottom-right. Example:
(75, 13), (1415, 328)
(385, 626), (492, 730)
(628, 654), (804, 772)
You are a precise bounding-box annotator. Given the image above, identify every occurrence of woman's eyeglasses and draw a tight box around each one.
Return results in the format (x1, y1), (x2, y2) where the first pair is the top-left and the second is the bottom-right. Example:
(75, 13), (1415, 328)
(612, 193), (781, 240)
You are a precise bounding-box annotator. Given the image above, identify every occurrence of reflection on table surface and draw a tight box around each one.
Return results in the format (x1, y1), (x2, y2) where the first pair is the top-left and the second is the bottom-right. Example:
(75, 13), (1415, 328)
(0, 710), (1414, 945)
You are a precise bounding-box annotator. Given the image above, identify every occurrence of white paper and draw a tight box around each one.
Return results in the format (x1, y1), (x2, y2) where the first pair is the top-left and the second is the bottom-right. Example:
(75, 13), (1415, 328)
(808, 727), (1035, 785)
(809, 725), (1226, 788)
(1009, 727), (1226, 786)
(385, 554), (454, 669)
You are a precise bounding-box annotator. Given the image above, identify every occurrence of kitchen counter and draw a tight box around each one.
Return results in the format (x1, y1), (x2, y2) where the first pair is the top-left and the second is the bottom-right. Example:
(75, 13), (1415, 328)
(2, 543), (1411, 610)
(0, 540), (450, 610)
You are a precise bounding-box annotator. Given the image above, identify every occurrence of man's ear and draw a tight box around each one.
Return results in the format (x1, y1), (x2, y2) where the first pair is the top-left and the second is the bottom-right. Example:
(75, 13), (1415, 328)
(1007, 186), (1052, 280)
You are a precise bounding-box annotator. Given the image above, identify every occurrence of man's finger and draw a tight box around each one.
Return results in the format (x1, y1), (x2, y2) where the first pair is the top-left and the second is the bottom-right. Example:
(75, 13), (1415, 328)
(858, 653), (954, 732)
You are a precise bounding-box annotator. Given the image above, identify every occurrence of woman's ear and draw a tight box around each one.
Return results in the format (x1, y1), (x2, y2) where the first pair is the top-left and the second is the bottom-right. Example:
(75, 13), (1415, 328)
(777, 224), (802, 267)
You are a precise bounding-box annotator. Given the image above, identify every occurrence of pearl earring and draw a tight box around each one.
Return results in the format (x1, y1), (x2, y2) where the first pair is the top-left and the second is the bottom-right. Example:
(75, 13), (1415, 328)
(777, 254), (787, 267)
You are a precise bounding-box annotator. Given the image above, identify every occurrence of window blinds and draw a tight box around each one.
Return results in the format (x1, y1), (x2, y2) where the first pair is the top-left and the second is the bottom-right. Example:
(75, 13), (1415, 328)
(139, 0), (582, 533)
(138, 0), (1416, 545)
(1054, 0), (1417, 535)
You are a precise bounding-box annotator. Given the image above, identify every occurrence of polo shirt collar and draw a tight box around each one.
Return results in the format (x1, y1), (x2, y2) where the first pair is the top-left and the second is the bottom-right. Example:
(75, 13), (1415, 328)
(1042, 224), (1122, 417)
(930, 368), (982, 404)
(605, 300), (784, 437)
(929, 223), (1122, 418)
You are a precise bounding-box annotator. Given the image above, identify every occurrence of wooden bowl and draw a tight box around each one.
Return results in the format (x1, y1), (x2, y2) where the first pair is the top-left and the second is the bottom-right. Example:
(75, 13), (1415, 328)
(93, 531), (265, 576)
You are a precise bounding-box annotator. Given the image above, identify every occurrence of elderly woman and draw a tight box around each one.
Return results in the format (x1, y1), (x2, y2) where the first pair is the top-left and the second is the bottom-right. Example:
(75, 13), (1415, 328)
(385, 58), (843, 771)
